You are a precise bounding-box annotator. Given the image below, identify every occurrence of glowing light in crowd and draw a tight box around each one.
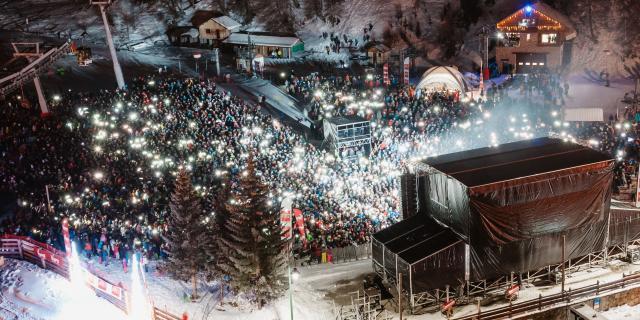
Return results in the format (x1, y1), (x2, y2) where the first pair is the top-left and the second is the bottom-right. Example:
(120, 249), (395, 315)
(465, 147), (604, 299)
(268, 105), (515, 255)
(129, 254), (152, 320)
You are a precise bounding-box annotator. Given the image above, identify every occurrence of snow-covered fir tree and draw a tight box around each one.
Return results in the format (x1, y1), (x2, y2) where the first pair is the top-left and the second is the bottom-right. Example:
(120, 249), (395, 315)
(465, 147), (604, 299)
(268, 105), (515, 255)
(215, 157), (287, 306)
(161, 169), (208, 300)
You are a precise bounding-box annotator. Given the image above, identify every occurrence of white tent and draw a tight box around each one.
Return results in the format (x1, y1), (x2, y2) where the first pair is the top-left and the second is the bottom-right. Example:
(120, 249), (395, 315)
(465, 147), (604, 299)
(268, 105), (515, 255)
(416, 66), (468, 93)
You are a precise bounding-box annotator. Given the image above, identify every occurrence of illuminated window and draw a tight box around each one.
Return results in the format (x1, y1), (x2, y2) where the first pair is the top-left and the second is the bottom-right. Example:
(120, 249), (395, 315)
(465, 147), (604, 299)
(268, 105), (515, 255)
(518, 62), (524, 65)
(532, 62), (538, 66)
(526, 34), (531, 41)
(539, 62), (545, 66)
(525, 62), (531, 65)
(541, 33), (557, 44)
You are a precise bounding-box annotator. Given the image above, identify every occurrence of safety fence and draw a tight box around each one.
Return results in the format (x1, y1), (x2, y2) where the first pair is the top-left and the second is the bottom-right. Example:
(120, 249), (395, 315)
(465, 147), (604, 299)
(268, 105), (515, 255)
(0, 235), (128, 314)
(330, 242), (372, 264)
(152, 307), (183, 320)
(453, 272), (640, 320)
(0, 235), (184, 320)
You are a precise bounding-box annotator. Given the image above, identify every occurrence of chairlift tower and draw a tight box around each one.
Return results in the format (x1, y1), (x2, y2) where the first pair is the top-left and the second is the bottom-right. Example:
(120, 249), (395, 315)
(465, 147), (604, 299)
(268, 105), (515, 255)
(10, 43), (51, 115)
(91, 0), (125, 89)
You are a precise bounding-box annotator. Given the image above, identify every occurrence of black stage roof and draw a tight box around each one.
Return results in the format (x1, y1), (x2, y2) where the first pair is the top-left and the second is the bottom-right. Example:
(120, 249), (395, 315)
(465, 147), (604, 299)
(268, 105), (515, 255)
(327, 115), (369, 126)
(373, 215), (461, 264)
(422, 137), (613, 188)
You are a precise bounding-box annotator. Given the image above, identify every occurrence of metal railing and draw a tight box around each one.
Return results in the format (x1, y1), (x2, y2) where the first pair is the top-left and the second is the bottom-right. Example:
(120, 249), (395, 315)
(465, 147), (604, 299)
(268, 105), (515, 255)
(331, 243), (372, 263)
(453, 272), (640, 320)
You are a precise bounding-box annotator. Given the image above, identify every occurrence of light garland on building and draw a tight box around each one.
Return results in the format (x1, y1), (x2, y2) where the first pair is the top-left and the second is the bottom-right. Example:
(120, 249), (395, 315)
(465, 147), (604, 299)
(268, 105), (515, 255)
(497, 8), (563, 32)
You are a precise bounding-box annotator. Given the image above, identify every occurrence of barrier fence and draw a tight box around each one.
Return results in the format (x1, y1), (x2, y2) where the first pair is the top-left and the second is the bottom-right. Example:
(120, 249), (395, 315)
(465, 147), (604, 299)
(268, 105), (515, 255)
(331, 242), (372, 264)
(0, 235), (183, 320)
(454, 272), (640, 320)
(152, 307), (183, 320)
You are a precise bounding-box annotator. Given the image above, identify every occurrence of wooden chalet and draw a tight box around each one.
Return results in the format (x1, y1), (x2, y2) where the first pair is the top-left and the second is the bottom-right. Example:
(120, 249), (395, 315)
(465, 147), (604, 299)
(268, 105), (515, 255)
(495, 2), (576, 74)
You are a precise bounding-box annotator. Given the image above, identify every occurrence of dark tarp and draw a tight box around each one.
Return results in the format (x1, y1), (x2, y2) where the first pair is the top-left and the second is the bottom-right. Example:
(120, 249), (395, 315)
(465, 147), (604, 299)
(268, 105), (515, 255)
(609, 207), (640, 246)
(372, 215), (466, 290)
(469, 222), (610, 281)
(375, 138), (616, 292)
(409, 238), (465, 292)
(470, 163), (613, 245)
(419, 172), (471, 242)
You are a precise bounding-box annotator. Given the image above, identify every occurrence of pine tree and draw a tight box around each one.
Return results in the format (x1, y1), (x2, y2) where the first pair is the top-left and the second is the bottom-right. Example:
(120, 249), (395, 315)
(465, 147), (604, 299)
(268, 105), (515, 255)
(216, 157), (287, 306)
(304, 0), (324, 19)
(204, 182), (232, 302)
(162, 169), (207, 300)
(254, 0), (295, 33)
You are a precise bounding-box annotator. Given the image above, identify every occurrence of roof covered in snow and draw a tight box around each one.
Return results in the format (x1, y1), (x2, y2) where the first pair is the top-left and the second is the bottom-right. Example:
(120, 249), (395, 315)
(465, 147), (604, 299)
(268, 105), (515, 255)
(497, 2), (577, 40)
(224, 32), (301, 48)
(190, 10), (223, 27)
(211, 15), (241, 31)
(167, 26), (199, 38)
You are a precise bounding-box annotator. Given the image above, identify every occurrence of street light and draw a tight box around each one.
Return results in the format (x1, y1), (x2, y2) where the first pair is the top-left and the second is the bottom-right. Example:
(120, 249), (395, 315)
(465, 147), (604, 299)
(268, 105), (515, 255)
(287, 259), (297, 320)
(194, 53), (202, 74)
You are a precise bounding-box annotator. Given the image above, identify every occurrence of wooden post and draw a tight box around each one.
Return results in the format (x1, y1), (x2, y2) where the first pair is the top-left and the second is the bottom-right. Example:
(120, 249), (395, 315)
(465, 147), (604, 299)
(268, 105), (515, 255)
(398, 272), (403, 320)
(538, 293), (542, 310)
(17, 239), (23, 258)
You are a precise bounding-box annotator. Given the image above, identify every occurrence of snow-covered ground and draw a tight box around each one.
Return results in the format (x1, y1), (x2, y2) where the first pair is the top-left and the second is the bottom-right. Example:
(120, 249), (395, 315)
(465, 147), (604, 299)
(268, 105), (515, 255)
(603, 303), (640, 320)
(5, 252), (640, 320)
(563, 73), (636, 118)
(0, 258), (127, 320)
(80, 256), (373, 320)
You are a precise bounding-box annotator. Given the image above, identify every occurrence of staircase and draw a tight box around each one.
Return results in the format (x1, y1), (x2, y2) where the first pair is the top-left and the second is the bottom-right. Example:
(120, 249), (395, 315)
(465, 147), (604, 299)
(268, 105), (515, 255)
(231, 75), (312, 127)
(336, 289), (392, 320)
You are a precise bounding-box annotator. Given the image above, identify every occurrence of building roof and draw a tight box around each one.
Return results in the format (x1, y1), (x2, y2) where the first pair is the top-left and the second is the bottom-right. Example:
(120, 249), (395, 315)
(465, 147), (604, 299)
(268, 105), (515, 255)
(422, 137), (613, 189)
(327, 115), (369, 126)
(496, 2), (576, 40)
(368, 43), (390, 53)
(167, 26), (198, 38)
(190, 10), (223, 27)
(416, 66), (468, 93)
(212, 15), (241, 31)
(373, 215), (461, 264)
(223, 31), (301, 47)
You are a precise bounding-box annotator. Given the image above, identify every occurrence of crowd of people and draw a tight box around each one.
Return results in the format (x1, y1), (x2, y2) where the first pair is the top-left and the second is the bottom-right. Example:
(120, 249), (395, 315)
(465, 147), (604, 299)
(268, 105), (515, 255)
(0, 76), (400, 266)
(1, 67), (635, 269)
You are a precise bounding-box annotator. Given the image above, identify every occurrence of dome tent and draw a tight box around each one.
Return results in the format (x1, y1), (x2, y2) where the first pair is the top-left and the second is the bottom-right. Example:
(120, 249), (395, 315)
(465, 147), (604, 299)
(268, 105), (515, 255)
(416, 66), (468, 93)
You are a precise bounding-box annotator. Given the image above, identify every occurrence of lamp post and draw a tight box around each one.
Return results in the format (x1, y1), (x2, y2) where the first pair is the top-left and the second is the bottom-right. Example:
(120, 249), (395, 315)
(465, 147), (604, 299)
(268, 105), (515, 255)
(193, 53), (202, 75)
(287, 250), (299, 320)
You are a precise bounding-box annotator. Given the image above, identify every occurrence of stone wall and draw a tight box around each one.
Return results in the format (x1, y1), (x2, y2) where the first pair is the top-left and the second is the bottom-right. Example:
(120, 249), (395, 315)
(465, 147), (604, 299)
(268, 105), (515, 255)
(596, 286), (640, 311)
